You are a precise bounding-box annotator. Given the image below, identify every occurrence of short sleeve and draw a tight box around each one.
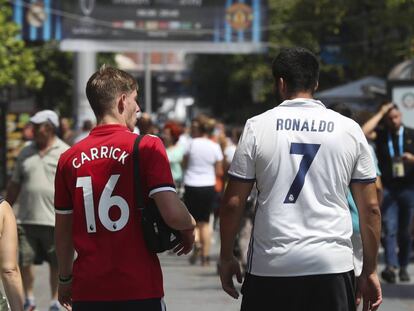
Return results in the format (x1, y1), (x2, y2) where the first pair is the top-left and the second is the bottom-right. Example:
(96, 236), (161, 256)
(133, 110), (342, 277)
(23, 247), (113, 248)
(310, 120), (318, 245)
(140, 135), (176, 197)
(54, 157), (73, 214)
(368, 144), (381, 176)
(228, 120), (256, 181)
(214, 143), (224, 162)
(351, 127), (377, 183)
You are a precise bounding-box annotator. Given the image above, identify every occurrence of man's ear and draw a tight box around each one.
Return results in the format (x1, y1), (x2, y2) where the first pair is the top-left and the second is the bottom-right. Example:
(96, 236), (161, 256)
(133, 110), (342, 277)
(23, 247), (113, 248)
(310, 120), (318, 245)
(278, 77), (283, 90)
(117, 94), (127, 113)
(278, 78), (286, 94)
(314, 81), (319, 92)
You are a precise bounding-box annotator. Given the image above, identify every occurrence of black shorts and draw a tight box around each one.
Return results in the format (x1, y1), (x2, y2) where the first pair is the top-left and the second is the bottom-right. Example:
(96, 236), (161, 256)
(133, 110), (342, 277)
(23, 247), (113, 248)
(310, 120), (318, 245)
(184, 186), (215, 222)
(241, 271), (356, 311)
(72, 298), (165, 311)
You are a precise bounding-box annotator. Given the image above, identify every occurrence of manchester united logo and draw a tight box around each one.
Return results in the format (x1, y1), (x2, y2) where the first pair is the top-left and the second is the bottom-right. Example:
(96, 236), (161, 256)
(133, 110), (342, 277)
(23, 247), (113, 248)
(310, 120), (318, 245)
(225, 3), (253, 31)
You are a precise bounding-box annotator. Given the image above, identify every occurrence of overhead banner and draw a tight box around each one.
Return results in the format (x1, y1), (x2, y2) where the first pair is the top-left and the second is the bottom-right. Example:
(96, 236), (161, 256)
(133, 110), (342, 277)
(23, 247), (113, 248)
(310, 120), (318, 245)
(12, 0), (63, 41)
(60, 0), (268, 53)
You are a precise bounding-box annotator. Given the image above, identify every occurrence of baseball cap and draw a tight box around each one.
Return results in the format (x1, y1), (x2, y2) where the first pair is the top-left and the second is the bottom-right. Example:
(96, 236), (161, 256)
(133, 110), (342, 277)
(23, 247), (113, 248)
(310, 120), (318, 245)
(30, 110), (60, 128)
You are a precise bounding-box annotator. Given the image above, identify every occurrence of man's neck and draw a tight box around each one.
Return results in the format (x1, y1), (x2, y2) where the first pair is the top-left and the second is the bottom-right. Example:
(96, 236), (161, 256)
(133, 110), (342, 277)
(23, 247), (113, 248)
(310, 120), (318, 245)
(98, 115), (125, 127)
(37, 136), (56, 155)
(286, 91), (314, 100)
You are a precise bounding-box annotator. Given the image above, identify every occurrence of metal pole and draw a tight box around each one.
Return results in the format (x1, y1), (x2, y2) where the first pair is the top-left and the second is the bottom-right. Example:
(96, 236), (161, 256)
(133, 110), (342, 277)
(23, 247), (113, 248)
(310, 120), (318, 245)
(74, 52), (96, 128)
(144, 52), (152, 114)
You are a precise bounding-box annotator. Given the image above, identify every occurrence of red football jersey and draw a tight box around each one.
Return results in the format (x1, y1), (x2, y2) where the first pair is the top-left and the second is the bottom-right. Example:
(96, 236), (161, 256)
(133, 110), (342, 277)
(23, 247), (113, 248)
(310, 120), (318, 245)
(54, 124), (175, 301)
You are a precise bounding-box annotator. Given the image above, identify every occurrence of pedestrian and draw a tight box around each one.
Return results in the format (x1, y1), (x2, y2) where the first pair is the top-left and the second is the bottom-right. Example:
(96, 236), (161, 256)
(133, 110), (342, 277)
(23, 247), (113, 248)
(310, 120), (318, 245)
(0, 196), (24, 311)
(54, 65), (196, 311)
(6, 109), (69, 311)
(219, 47), (382, 311)
(162, 121), (185, 188)
(183, 117), (223, 266)
(136, 112), (158, 135)
(59, 118), (75, 146)
(362, 102), (414, 283)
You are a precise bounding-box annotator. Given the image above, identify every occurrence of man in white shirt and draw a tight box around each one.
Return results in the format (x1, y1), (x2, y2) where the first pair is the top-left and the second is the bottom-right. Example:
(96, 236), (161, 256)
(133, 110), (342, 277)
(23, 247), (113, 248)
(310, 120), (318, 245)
(219, 47), (382, 311)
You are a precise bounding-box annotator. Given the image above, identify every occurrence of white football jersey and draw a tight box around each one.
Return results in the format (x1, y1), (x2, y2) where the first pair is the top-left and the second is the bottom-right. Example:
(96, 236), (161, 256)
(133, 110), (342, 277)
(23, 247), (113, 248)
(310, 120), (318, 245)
(229, 98), (376, 277)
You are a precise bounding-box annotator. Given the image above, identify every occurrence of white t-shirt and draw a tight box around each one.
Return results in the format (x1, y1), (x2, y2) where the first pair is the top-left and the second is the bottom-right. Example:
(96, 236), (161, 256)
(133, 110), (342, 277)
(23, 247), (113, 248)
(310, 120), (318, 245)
(229, 98), (376, 277)
(224, 143), (237, 164)
(184, 137), (223, 187)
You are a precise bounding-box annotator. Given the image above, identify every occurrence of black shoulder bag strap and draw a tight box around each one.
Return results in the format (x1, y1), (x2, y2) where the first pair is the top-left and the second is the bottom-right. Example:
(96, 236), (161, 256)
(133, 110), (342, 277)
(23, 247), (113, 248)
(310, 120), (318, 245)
(133, 134), (145, 209)
(132, 134), (182, 253)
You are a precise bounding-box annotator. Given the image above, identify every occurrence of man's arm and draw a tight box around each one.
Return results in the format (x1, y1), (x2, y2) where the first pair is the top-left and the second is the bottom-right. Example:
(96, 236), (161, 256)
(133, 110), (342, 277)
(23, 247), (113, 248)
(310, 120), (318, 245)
(153, 191), (196, 255)
(153, 191), (195, 231)
(0, 200), (24, 311)
(215, 160), (224, 178)
(55, 213), (74, 310)
(361, 102), (393, 138)
(350, 182), (382, 311)
(219, 179), (254, 299)
(374, 176), (383, 207)
(5, 182), (21, 206)
(182, 154), (188, 170)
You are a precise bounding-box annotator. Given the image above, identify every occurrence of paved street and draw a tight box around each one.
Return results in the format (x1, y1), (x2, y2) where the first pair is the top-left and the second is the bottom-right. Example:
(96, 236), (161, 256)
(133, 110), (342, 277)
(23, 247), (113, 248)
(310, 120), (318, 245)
(28, 233), (414, 311)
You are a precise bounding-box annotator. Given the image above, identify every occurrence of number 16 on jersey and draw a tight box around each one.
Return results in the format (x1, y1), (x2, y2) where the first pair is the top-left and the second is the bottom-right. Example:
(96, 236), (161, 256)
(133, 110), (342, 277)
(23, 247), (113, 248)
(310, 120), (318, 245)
(284, 143), (320, 204)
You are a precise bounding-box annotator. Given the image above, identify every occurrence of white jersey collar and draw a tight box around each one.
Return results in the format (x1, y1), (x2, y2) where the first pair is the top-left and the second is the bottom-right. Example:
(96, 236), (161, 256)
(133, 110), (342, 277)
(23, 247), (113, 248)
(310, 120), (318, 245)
(279, 98), (325, 108)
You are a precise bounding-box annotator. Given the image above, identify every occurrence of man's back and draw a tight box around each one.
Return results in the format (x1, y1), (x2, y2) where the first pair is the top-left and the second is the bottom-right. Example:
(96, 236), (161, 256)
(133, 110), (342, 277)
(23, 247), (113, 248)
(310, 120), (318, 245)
(55, 124), (175, 301)
(229, 98), (376, 276)
(220, 47), (381, 311)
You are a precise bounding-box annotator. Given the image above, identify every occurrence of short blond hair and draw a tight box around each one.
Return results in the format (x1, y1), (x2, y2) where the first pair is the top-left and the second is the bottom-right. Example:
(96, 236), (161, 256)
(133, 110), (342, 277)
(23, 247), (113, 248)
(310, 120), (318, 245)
(86, 65), (138, 118)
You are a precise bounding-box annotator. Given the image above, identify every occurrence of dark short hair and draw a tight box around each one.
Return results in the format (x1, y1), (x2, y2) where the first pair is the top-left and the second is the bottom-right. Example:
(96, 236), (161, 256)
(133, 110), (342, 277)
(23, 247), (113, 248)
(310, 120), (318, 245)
(272, 47), (319, 96)
(383, 102), (399, 111)
(86, 65), (138, 119)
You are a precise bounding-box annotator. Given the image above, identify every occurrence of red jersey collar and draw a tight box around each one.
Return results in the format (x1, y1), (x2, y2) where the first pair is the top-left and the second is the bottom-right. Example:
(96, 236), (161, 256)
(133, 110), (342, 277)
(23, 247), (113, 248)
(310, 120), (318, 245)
(90, 124), (131, 135)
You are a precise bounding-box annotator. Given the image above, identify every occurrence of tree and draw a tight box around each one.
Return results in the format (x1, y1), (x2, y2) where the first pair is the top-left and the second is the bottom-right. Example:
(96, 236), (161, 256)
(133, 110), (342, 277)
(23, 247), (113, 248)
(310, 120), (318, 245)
(191, 0), (414, 124)
(30, 41), (73, 115)
(190, 54), (274, 124)
(32, 45), (115, 116)
(270, 0), (414, 81)
(0, 1), (43, 90)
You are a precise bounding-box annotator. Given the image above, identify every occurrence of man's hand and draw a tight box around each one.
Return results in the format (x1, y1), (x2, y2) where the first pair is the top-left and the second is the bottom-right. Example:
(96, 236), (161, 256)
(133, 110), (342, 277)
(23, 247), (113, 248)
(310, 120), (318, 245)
(173, 228), (195, 256)
(58, 283), (72, 311)
(379, 102), (394, 117)
(219, 256), (243, 299)
(356, 272), (382, 311)
(402, 152), (414, 164)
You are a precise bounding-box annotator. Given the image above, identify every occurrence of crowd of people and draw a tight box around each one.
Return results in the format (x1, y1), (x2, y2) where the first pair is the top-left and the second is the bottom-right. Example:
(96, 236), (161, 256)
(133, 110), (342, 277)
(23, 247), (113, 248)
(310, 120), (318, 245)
(0, 47), (412, 311)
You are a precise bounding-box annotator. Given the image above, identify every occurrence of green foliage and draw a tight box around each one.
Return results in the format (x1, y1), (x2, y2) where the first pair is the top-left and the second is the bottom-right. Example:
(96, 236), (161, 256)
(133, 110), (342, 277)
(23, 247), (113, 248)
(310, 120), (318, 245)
(0, 1), (43, 89)
(98, 53), (117, 68)
(30, 41), (74, 115)
(191, 54), (274, 123)
(32, 46), (115, 116)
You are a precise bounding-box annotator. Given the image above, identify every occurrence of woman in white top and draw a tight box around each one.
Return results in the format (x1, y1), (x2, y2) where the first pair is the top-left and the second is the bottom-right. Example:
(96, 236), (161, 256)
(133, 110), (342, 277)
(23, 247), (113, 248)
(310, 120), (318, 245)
(183, 118), (223, 266)
(0, 196), (24, 311)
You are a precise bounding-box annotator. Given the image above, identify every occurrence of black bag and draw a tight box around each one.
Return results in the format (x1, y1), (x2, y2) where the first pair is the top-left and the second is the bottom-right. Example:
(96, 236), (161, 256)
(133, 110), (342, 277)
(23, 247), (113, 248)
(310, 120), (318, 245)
(133, 135), (182, 253)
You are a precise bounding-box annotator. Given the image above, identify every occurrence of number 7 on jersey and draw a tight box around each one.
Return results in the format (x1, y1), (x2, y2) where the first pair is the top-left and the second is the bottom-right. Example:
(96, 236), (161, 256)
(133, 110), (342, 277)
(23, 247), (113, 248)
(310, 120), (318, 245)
(284, 143), (321, 204)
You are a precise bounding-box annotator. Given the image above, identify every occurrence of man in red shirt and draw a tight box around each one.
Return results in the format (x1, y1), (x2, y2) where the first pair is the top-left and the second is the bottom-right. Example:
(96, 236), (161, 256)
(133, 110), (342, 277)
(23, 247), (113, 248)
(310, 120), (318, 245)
(54, 66), (196, 311)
